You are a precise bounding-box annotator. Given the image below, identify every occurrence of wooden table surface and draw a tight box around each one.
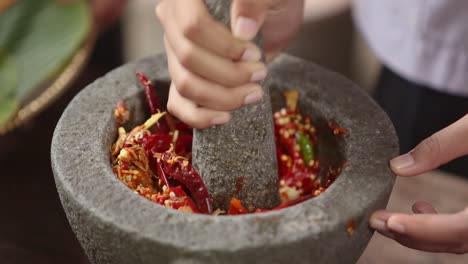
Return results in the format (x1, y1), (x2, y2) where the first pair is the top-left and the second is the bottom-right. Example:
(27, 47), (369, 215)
(358, 171), (468, 263)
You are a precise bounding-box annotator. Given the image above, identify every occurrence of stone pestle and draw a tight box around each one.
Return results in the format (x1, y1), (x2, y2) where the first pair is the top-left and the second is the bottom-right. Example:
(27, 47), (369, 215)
(192, 0), (280, 212)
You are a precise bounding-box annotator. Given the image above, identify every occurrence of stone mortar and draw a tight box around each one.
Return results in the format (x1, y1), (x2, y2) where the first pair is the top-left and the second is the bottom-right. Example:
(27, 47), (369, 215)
(51, 53), (398, 264)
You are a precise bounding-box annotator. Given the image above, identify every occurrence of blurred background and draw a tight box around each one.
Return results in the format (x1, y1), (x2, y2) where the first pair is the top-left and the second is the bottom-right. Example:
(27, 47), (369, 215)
(0, 0), (467, 263)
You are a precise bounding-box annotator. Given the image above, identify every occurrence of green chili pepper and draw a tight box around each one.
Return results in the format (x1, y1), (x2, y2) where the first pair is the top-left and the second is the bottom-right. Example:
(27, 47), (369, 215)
(296, 131), (315, 165)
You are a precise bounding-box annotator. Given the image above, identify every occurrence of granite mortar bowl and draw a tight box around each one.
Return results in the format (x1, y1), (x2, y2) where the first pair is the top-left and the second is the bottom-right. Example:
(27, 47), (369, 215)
(51, 53), (398, 264)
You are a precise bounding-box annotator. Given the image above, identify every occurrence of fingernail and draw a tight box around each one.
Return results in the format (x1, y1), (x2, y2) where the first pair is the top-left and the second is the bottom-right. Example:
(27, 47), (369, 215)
(244, 90), (263, 105)
(234, 16), (259, 41)
(390, 153), (415, 170)
(211, 114), (231, 126)
(387, 217), (405, 234)
(369, 218), (388, 232)
(241, 43), (261, 62)
(251, 69), (267, 82)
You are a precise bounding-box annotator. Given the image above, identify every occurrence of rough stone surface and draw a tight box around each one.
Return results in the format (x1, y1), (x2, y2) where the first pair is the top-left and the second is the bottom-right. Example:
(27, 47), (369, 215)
(51, 53), (398, 264)
(193, 0), (280, 211)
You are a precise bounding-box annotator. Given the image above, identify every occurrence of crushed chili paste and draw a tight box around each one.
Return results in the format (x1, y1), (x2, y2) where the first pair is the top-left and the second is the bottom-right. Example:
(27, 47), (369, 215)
(111, 73), (347, 215)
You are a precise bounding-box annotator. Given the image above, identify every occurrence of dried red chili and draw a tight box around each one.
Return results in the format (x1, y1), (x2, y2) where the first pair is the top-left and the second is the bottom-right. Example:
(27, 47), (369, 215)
(227, 198), (248, 215)
(135, 72), (162, 115)
(347, 219), (355, 236)
(157, 148), (213, 214)
(135, 72), (170, 134)
(328, 121), (348, 136)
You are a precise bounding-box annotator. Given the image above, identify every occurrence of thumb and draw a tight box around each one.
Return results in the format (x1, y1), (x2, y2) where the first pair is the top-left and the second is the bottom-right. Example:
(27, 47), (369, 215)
(390, 114), (468, 176)
(231, 0), (269, 40)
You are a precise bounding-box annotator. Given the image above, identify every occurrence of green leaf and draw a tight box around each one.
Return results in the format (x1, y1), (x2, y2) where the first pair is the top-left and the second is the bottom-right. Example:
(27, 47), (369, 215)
(0, 49), (18, 125)
(0, 0), (91, 100)
(0, 49), (17, 98)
